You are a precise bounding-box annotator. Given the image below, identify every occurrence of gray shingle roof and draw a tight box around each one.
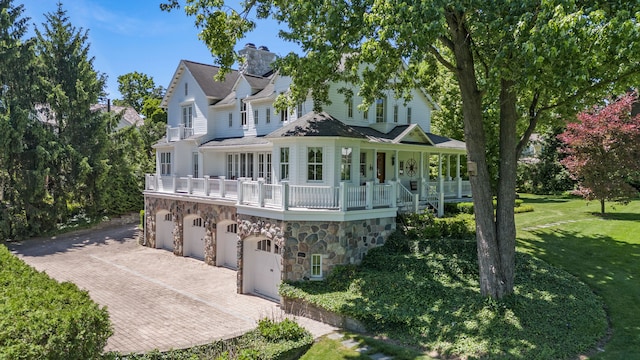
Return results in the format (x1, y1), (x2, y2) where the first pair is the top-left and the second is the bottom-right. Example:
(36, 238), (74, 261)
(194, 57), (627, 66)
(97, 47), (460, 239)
(182, 60), (240, 100)
(266, 112), (368, 139)
(200, 135), (271, 148)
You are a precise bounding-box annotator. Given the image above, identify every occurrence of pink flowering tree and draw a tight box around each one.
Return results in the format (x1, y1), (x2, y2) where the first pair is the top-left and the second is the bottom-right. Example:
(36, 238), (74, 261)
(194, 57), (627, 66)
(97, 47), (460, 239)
(559, 92), (640, 214)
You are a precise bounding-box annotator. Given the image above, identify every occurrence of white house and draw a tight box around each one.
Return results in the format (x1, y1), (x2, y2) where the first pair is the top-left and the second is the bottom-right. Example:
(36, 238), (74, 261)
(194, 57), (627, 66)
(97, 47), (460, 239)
(143, 44), (471, 301)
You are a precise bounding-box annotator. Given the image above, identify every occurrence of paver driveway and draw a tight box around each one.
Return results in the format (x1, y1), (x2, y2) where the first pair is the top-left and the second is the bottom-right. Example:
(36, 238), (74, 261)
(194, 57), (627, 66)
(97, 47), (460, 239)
(7, 223), (335, 354)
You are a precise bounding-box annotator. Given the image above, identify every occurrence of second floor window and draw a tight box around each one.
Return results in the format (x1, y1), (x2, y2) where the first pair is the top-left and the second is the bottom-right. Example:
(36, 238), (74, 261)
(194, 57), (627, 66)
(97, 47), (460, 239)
(308, 147), (323, 181)
(241, 101), (247, 126)
(254, 109), (259, 125)
(280, 109), (289, 122)
(280, 147), (289, 180)
(160, 152), (171, 175)
(182, 105), (193, 128)
(266, 108), (271, 123)
(393, 105), (398, 123)
(375, 98), (385, 123)
(228, 113), (233, 127)
(297, 103), (303, 118)
(347, 98), (353, 118)
(407, 107), (412, 124)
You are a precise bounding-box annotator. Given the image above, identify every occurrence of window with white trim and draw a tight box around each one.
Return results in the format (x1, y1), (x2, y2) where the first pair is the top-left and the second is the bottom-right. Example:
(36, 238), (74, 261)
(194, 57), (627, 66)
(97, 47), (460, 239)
(360, 152), (367, 177)
(363, 107), (369, 121)
(307, 147), (323, 181)
(164, 213), (173, 221)
(192, 152), (199, 178)
(227, 154), (234, 178)
(407, 107), (412, 124)
(228, 112), (233, 127)
(393, 104), (398, 123)
(280, 109), (289, 122)
(258, 153), (272, 182)
(341, 147), (352, 181)
(226, 223), (237, 233)
(266, 108), (271, 123)
(280, 147), (290, 180)
(311, 254), (322, 278)
(375, 98), (385, 123)
(297, 103), (303, 118)
(254, 109), (259, 125)
(347, 98), (353, 118)
(241, 101), (247, 126)
(184, 82), (188, 96)
(192, 217), (203, 227)
(257, 239), (271, 252)
(182, 105), (193, 128)
(160, 152), (171, 175)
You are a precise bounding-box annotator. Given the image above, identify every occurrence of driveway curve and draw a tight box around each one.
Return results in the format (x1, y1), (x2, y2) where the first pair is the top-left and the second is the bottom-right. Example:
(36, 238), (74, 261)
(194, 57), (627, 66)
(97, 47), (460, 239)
(7, 224), (335, 354)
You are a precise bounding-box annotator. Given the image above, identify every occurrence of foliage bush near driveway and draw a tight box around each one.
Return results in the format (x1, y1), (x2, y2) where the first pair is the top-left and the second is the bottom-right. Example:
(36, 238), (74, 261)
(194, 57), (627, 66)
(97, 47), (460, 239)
(0, 245), (112, 359)
(104, 318), (313, 360)
(281, 226), (606, 359)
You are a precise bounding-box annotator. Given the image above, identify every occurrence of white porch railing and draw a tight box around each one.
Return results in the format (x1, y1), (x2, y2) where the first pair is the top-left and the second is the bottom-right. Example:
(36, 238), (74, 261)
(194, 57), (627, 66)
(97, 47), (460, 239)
(145, 175), (400, 213)
(166, 125), (194, 142)
(397, 182), (419, 213)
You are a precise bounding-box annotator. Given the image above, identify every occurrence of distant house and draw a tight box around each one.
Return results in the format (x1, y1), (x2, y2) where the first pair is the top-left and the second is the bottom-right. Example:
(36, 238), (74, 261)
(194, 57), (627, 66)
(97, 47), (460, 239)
(91, 101), (143, 130)
(519, 133), (543, 164)
(142, 43), (471, 301)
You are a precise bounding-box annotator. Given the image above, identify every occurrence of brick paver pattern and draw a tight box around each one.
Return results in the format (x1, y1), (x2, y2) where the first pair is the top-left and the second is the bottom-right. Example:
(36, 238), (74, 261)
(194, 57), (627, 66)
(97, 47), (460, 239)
(8, 224), (335, 354)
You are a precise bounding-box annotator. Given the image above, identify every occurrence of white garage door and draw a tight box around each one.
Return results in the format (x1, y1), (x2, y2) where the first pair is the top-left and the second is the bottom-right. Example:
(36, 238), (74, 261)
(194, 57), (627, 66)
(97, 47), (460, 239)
(183, 217), (206, 260)
(156, 212), (174, 251)
(217, 223), (238, 270)
(251, 239), (282, 301)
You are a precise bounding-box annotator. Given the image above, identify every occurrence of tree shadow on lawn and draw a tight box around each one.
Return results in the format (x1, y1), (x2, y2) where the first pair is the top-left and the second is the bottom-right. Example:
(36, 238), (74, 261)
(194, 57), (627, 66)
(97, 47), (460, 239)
(518, 228), (640, 358)
(305, 249), (608, 359)
(518, 197), (571, 204)
(590, 212), (640, 222)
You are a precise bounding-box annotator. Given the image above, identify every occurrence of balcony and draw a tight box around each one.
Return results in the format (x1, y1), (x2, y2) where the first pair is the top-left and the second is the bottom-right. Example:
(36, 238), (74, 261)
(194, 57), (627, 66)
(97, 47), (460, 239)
(166, 124), (194, 142)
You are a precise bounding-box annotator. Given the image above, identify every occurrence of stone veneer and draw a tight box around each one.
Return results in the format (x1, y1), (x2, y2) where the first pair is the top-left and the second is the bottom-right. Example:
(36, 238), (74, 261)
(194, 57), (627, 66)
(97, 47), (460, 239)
(145, 195), (396, 295)
(144, 195), (236, 265)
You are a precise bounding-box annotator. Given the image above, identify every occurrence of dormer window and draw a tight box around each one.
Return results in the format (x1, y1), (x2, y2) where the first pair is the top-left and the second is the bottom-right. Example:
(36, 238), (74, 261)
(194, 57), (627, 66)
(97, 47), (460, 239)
(407, 107), (412, 124)
(393, 105), (399, 123)
(184, 82), (188, 96)
(182, 105), (193, 128)
(347, 98), (353, 118)
(375, 98), (386, 123)
(280, 109), (289, 122)
(241, 101), (247, 126)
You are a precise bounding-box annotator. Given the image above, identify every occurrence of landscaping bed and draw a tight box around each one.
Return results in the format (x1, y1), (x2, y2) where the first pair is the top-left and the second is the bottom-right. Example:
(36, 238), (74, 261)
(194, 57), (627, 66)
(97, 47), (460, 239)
(281, 224), (607, 359)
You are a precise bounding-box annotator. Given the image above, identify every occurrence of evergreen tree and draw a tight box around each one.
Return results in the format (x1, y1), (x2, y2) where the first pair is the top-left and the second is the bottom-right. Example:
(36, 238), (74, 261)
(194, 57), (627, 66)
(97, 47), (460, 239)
(34, 1), (109, 219)
(0, 0), (56, 239)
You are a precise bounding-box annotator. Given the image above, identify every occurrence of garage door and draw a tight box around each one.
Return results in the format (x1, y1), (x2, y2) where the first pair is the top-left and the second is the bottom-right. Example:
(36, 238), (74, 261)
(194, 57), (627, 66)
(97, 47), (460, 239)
(250, 239), (282, 301)
(183, 216), (206, 260)
(217, 223), (238, 270)
(156, 212), (174, 251)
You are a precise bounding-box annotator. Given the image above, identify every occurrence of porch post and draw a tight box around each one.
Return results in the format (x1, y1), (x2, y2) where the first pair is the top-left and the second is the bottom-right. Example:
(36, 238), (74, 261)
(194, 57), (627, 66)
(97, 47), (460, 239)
(219, 176), (226, 198)
(394, 150), (399, 181)
(456, 154), (462, 198)
(172, 175), (177, 193)
(389, 181), (397, 208)
(187, 175), (193, 194)
(236, 179), (243, 205)
(282, 181), (289, 210)
(365, 181), (373, 210)
(446, 155), (451, 180)
(438, 154), (444, 194)
(373, 149), (378, 182)
(258, 178), (265, 207)
(419, 152), (425, 200)
(438, 192), (445, 217)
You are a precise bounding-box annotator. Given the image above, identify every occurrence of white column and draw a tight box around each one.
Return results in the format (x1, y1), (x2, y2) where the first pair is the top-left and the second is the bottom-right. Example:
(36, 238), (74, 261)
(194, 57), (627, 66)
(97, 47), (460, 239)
(258, 178), (265, 207)
(438, 154), (444, 193)
(219, 176), (226, 198)
(446, 155), (451, 180)
(187, 175), (193, 194)
(365, 181), (373, 210)
(339, 182), (347, 212)
(456, 154), (462, 198)
(282, 181), (289, 210)
(394, 150), (399, 181)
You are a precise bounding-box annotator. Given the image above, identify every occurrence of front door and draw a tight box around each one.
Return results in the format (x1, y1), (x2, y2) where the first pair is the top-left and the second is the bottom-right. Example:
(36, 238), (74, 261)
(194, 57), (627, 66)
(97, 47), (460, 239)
(377, 152), (386, 183)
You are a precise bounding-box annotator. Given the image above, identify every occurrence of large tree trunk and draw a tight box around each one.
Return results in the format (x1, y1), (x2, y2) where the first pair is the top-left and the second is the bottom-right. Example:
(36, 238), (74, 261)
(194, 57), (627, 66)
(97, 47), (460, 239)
(445, 10), (515, 299)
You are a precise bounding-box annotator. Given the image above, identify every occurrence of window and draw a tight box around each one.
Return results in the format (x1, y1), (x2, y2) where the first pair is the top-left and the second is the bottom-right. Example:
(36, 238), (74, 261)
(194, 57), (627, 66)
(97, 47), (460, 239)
(347, 98), (353, 118)
(258, 153), (272, 182)
(307, 147), (323, 181)
(363, 107), (369, 121)
(407, 107), (412, 124)
(375, 98), (385, 123)
(280, 109), (289, 122)
(182, 105), (193, 128)
(266, 108), (271, 123)
(297, 103), (303, 118)
(228, 112), (233, 127)
(160, 152), (171, 175)
(226, 223), (237, 233)
(257, 239), (271, 252)
(254, 109), (259, 125)
(311, 254), (322, 278)
(360, 152), (367, 177)
(164, 213), (173, 221)
(227, 153), (254, 179)
(192, 152), (199, 178)
(192, 217), (203, 227)
(227, 154), (233, 178)
(393, 104), (398, 123)
(240, 101), (247, 126)
(341, 147), (352, 181)
(280, 147), (290, 180)
(184, 82), (188, 96)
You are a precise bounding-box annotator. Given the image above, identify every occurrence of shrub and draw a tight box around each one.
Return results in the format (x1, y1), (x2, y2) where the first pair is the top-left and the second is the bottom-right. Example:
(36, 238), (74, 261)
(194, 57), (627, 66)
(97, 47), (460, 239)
(0, 245), (112, 359)
(257, 318), (306, 342)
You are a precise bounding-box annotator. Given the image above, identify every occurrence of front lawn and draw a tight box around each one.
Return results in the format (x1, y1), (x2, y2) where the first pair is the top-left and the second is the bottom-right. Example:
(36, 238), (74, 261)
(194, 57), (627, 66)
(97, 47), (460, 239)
(282, 225), (607, 358)
(516, 195), (640, 359)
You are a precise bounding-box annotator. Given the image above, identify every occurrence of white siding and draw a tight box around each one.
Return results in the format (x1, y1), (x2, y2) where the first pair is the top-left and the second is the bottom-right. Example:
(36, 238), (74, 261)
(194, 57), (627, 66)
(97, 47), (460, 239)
(166, 66), (209, 136)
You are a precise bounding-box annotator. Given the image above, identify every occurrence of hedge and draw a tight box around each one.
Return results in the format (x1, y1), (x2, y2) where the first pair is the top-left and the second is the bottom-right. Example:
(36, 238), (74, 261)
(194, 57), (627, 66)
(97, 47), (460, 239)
(0, 244), (112, 359)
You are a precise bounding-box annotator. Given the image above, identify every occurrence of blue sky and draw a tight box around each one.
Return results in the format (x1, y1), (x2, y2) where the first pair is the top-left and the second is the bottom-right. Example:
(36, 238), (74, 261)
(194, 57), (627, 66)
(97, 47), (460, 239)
(22, 0), (297, 100)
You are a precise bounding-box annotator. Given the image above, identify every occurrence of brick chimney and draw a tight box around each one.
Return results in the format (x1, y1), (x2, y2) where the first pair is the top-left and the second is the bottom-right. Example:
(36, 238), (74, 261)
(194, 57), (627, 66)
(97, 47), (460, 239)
(238, 43), (276, 76)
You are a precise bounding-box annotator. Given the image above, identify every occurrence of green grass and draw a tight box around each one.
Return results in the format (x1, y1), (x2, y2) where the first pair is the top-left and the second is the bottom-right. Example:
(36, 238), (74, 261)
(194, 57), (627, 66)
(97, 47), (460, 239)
(300, 333), (433, 360)
(515, 195), (640, 359)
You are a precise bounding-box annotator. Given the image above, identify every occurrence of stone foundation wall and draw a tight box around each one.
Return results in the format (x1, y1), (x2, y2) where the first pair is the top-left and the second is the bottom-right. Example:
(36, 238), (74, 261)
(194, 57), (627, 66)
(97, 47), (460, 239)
(283, 217), (395, 282)
(144, 195), (236, 265)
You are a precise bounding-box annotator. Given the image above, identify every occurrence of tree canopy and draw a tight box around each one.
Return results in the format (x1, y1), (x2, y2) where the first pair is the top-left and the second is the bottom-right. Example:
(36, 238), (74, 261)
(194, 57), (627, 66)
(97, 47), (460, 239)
(165, 0), (640, 298)
(560, 92), (640, 214)
(113, 71), (165, 113)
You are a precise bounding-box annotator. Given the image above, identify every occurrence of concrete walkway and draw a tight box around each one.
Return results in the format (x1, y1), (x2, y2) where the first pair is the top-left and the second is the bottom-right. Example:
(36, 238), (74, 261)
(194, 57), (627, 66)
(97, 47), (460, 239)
(7, 224), (336, 354)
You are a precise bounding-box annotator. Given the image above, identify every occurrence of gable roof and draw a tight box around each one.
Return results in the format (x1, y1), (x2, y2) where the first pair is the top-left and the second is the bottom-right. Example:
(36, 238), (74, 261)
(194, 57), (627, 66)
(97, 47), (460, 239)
(91, 103), (143, 127)
(161, 60), (241, 107)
